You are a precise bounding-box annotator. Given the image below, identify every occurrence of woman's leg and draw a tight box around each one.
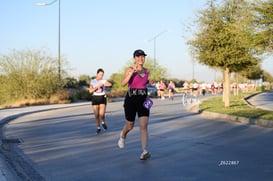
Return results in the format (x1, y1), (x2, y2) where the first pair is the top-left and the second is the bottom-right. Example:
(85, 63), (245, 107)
(99, 104), (108, 130)
(138, 116), (149, 151)
(120, 120), (134, 139)
(92, 105), (100, 127)
(118, 120), (134, 148)
(99, 104), (106, 123)
(138, 116), (151, 160)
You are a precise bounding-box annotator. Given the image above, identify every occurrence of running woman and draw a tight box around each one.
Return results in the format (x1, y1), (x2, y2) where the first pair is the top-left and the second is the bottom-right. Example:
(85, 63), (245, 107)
(89, 68), (112, 134)
(118, 49), (151, 160)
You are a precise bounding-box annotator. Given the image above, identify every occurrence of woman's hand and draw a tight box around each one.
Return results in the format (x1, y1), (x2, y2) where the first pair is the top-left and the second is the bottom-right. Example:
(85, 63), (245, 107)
(89, 86), (96, 93)
(96, 83), (104, 89)
(128, 65), (137, 74)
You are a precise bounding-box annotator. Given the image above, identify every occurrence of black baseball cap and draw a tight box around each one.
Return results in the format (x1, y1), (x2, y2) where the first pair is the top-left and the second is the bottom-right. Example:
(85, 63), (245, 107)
(133, 49), (147, 57)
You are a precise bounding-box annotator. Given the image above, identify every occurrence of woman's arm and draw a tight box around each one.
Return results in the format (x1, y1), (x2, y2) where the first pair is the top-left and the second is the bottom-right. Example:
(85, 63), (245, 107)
(92, 80), (112, 91)
(104, 80), (112, 87)
(121, 67), (134, 86)
(89, 85), (97, 93)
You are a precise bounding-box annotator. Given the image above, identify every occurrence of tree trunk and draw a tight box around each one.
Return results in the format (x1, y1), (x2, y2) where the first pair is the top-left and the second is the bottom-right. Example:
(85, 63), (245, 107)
(222, 70), (225, 102)
(223, 67), (230, 108)
(234, 73), (239, 96)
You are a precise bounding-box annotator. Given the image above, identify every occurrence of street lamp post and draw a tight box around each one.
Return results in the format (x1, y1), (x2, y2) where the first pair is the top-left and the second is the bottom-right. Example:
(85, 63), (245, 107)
(37, 0), (61, 82)
(149, 30), (168, 70)
(192, 61), (195, 80)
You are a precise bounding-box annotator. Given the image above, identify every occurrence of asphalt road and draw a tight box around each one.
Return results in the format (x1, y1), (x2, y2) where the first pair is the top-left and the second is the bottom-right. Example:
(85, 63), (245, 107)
(2, 94), (273, 181)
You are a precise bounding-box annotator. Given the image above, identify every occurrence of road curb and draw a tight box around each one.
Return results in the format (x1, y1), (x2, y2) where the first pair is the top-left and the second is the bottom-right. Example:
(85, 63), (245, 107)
(0, 102), (90, 126)
(200, 111), (273, 128)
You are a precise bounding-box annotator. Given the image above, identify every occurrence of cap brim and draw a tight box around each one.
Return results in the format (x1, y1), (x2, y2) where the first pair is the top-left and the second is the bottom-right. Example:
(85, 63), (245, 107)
(139, 53), (147, 56)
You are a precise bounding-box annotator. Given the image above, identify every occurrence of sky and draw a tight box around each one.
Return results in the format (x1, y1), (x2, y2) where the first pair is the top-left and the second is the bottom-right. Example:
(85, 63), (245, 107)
(1, 0), (272, 82)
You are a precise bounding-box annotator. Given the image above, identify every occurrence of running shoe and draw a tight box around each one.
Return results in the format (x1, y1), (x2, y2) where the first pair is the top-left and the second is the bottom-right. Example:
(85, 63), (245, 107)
(118, 137), (125, 148)
(96, 128), (101, 134)
(102, 123), (107, 130)
(140, 151), (151, 160)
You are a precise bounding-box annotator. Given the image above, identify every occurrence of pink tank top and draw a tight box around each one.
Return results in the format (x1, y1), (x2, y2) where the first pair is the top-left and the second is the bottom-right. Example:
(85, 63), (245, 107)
(128, 68), (148, 89)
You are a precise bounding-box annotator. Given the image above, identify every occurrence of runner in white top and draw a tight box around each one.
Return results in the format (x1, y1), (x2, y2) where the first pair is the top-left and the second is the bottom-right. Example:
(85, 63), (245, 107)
(89, 68), (112, 134)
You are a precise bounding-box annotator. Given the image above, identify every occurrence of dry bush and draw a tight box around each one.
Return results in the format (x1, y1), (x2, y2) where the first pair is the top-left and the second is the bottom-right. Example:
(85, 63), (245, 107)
(108, 90), (127, 98)
(49, 89), (71, 104)
(0, 98), (49, 109)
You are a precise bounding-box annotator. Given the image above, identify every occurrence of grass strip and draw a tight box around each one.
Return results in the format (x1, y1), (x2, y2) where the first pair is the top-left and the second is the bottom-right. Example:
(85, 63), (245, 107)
(200, 92), (273, 121)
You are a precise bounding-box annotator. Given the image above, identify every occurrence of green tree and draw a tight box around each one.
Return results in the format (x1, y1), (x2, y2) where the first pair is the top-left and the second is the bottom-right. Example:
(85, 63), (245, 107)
(63, 77), (79, 88)
(253, 0), (273, 85)
(263, 70), (273, 82)
(253, 0), (273, 52)
(109, 73), (125, 90)
(78, 74), (91, 87)
(145, 58), (167, 82)
(240, 64), (263, 80)
(188, 0), (261, 107)
(0, 49), (60, 104)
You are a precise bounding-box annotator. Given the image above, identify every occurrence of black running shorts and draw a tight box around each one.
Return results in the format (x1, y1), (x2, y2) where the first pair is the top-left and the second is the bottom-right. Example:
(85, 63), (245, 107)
(123, 93), (150, 122)
(92, 95), (107, 105)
